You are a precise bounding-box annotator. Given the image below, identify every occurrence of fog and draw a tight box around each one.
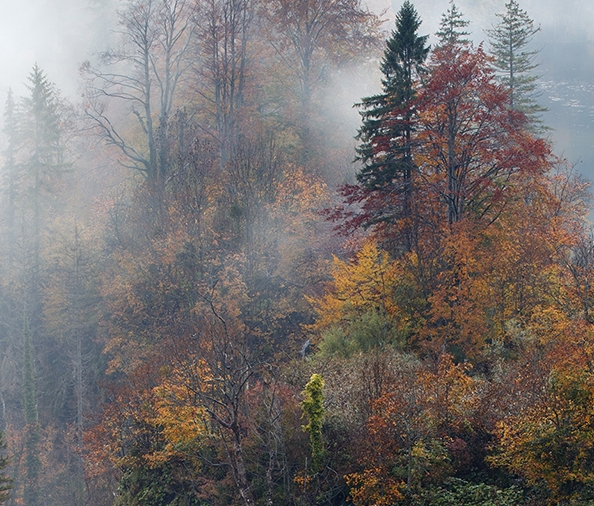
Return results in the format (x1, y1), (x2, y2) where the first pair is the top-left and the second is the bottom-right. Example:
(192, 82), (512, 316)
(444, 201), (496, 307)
(403, 0), (594, 181)
(0, 0), (593, 174)
(0, 2), (592, 502)
(0, 0), (117, 96)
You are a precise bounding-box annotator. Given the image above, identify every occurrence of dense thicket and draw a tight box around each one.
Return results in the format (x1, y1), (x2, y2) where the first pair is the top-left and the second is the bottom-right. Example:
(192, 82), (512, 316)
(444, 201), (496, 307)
(0, 1), (591, 505)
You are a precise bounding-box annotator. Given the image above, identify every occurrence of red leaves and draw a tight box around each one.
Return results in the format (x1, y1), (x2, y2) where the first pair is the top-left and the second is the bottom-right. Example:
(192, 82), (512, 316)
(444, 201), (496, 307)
(335, 38), (557, 252)
(416, 41), (546, 225)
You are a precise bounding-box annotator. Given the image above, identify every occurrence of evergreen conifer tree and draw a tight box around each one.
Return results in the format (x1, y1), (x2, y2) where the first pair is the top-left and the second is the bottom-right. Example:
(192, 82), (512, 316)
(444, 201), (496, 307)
(22, 65), (64, 272)
(436, 0), (470, 46)
(3, 90), (19, 268)
(20, 66), (67, 368)
(355, 1), (429, 247)
(486, 0), (544, 126)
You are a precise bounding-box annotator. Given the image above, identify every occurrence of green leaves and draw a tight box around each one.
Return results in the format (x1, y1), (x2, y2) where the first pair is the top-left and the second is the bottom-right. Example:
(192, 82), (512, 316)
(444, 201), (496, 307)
(301, 374), (326, 473)
(412, 478), (523, 506)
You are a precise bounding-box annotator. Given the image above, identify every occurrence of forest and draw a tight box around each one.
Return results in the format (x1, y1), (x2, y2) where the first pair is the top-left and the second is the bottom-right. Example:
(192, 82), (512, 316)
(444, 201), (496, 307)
(0, 0), (592, 504)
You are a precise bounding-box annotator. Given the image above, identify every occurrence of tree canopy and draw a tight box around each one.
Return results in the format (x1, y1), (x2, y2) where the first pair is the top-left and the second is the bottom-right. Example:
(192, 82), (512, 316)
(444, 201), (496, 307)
(486, 0), (545, 126)
(0, 2), (591, 505)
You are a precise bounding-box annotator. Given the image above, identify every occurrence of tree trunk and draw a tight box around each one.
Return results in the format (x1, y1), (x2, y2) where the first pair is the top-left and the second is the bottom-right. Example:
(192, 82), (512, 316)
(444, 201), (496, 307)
(231, 423), (255, 506)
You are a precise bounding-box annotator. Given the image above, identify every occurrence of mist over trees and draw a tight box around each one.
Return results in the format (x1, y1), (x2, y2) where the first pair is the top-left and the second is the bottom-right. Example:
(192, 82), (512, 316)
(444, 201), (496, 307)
(0, 1), (592, 505)
(486, 0), (545, 127)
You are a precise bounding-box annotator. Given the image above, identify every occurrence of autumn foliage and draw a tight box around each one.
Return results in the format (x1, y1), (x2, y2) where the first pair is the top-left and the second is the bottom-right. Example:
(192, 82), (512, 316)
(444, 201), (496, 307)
(0, 1), (594, 506)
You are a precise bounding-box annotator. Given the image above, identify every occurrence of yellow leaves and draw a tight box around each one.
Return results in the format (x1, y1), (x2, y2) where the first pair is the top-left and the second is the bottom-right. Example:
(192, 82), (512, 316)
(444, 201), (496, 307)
(154, 371), (206, 436)
(274, 165), (329, 224)
(310, 174), (589, 360)
(149, 367), (208, 464)
(343, 353), (481, 504)
(492, 407), (594, 503)
(293, 471), (313, 488)
(345, 468), (404, 506)
(526, 304), (571, 347)
(332, 243), (394, 305)
(85, 352), (215, 478)
(306, 240), (401, 334)
(489, 344), (594, 503)
(411, 354), (477, 435)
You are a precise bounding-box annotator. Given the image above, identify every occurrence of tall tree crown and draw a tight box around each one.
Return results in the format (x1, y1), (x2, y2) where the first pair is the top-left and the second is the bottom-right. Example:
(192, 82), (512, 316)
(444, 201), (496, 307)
(23, 65), (63, 165)
(380, 1), (430, 96)
(486, 0), (544, 124)
(436, 1), (470, 46)
(355, 1), (429, 192)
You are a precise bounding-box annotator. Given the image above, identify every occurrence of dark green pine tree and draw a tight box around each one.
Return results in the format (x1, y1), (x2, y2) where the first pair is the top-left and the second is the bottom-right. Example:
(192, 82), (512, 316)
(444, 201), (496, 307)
(20, 66), (67, 396)
(486, 0), (544, 127)
(355, 1), (429, 243)
(0, 432), (12, 504)
(436, 0), (470, 46)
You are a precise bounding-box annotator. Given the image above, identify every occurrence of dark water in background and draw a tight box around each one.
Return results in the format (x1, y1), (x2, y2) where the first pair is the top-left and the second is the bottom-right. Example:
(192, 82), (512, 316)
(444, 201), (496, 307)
(394, 0), (594, 199)
(541, 77), (594, 172)
(539, 37), (594, 206)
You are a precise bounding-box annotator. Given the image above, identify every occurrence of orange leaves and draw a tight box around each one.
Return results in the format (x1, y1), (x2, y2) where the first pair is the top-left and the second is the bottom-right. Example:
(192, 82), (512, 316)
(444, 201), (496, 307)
(317, 150), (590, 363)
(484, 314), (594, 502)
(413, 177), (586, 358)
(328, 34), (591, 364)
(84, 345), (213, 479)
(490, 358), (594, 503)
(149, 365), (209, 465)
(312, 189), (585, 359)
(346, 468), (405, 506)
(419, 355), (474, 426)
(344, 353), (478, 504)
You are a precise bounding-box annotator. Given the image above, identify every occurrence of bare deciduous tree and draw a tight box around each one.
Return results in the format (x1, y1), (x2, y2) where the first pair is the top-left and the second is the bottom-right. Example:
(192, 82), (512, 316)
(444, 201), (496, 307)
(264, 0), (382, 107)
(82, 0), (195, 186)
(193, 0), (254, 164)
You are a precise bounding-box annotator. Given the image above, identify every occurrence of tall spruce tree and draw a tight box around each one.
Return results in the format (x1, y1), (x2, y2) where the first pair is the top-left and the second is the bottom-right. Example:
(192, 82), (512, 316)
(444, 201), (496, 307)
(20, 65), (67, 375)
(355, 1), (429, 245)
(486, 0), (544, 126)
(22, 65), (64, 286)
(436, 0), (470, 46)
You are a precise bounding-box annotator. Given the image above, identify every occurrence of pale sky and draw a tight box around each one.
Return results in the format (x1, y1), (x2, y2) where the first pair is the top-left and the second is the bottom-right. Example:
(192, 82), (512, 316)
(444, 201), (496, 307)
(0, 0), (587, 94)
(0, 0), (116, 96)
(395, 0), (594, 174)
(0, 0), (592, 175)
